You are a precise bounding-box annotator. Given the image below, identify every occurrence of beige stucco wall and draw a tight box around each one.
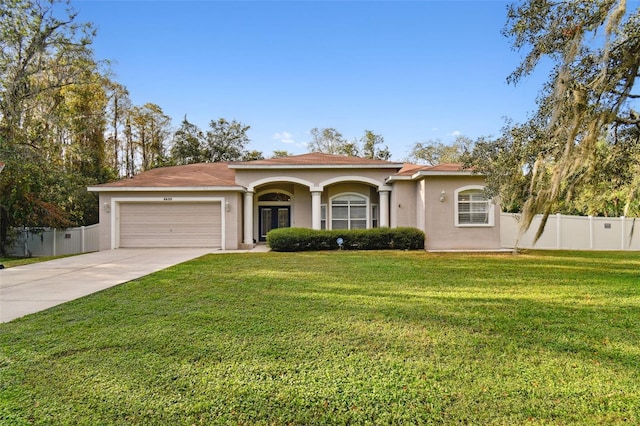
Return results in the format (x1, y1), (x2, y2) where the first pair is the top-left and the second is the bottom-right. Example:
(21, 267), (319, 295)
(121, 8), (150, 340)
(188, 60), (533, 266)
(390, 181), (417, 228)
(292, 185), (312, 228)
(97, 191), (241, 251)
(322, 183), (379, 204)
(235, 168), (394, 191)
(420, 176), (501, 250)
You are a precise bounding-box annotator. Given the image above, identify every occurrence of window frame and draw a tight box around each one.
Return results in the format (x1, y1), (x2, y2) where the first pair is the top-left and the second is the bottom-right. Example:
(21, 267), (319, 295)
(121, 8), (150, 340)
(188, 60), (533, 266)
(320, 204), (327, 230)
(329, 193), (369, 230)
(454, 185), (494, 227)
(371, 204), (379, 228)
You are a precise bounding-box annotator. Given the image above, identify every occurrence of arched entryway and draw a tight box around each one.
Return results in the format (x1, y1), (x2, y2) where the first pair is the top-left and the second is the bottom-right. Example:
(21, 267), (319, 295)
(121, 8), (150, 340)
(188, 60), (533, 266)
(257, 190), (292, 241)
(242, 175), (391, 246)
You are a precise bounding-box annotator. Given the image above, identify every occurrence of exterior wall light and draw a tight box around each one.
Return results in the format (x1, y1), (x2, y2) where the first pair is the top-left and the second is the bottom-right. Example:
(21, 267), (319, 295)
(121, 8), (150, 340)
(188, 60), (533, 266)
(439, 191), (446, 202)
(225, 201), (231, 212)
(103, 202), (111, 213)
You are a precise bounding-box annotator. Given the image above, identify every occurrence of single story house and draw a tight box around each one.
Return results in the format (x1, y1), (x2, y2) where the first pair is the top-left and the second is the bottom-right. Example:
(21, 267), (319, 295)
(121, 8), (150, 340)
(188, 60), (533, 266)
(87, 152), (501, 251)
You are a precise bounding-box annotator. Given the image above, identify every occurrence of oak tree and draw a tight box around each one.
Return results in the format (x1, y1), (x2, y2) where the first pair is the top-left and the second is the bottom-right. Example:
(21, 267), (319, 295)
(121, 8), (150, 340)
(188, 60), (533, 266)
(468, 0), (639, 241)
(204, 118), (251, 162)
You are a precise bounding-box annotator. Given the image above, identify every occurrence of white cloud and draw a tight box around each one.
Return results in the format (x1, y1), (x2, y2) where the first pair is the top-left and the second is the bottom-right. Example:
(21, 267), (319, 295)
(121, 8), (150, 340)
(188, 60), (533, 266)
(449, 130), (462, 137)
(272, 131), (295, 144)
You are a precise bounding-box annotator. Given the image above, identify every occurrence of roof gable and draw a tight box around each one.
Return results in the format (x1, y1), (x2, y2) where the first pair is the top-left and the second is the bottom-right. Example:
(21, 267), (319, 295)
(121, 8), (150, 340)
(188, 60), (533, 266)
(395, 162), (470, 175)
(389, 163), (475, 182)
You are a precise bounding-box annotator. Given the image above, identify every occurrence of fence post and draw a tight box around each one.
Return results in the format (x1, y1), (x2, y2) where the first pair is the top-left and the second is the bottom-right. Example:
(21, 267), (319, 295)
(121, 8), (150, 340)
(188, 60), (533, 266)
(52, 228), (56, 256)
(621, 216), (626, 250)
(589, 215), (594, 250)
(81, 226), (86, 253)
(556, 213), (562, 249)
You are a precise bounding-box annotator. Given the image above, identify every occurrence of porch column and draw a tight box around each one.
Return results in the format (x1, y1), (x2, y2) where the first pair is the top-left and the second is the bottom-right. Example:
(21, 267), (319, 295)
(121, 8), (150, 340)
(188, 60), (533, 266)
(311, 190), (322, 230)
(379, 189), (390, 228)
(243, 191), (254, 246)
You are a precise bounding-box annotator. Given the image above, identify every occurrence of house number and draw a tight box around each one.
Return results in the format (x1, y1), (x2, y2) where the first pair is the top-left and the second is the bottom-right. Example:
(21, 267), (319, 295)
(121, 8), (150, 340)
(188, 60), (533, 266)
(163, 197), (173, 201)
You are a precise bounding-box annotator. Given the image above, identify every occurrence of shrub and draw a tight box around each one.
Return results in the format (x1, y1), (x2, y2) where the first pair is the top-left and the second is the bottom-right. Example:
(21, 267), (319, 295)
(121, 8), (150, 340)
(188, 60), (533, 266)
(267, 227), (425, 252)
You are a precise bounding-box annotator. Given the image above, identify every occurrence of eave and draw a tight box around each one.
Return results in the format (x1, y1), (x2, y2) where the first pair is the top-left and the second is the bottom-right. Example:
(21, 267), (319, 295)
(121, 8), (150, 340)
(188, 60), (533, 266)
(229, 163), (405, 170)
(87, 186), (246, 193)
(386, 169), (477, 184)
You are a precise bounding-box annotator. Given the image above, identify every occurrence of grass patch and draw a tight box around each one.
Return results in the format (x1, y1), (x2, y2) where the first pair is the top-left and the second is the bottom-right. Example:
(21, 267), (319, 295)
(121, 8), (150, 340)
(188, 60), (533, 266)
(1, 251), (639, 424)
(0, 254), (77, 268)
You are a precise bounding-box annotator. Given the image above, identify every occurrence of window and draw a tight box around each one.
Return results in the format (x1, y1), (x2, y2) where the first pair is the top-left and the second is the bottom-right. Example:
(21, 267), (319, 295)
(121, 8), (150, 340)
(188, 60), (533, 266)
(331, 194), (367, 230)
(320, 204), (327, 230)
(455, 186), (493, 226)
(258, 192), (291, 202)
(371, 204), (379, 228)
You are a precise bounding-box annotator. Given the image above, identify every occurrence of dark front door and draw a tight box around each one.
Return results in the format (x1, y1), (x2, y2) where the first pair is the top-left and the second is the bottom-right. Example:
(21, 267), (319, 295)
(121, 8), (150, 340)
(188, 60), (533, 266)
(259, 206), (290, 241)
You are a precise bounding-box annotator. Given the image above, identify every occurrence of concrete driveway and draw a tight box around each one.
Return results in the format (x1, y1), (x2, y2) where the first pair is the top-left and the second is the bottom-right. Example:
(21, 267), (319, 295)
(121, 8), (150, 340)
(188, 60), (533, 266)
(0, 248), (216, 323)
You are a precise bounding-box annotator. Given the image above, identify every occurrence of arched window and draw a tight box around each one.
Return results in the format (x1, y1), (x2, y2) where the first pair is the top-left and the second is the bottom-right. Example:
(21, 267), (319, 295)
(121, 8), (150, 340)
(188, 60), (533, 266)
(455, 186), (493, 227)
(331, 193), (368, 230)
(258, 192), (291, 202)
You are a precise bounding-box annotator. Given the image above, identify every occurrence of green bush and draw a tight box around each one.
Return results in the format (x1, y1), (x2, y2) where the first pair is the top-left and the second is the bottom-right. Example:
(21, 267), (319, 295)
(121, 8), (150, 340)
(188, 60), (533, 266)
(267, 227), (425, 252)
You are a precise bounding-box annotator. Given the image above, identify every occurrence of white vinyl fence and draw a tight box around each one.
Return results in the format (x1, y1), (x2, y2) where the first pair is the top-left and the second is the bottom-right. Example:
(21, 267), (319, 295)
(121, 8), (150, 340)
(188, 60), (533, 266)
(8, 224), (100, 257)
(501, 213), (640, 250)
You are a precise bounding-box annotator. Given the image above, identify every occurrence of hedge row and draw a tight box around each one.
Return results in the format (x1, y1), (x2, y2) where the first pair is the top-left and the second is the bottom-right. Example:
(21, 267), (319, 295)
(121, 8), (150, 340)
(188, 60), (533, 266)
(266, 227), (425, 252)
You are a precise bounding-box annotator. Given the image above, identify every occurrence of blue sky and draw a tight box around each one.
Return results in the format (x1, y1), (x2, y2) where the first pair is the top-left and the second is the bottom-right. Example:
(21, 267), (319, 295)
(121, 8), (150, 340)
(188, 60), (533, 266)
(72, 0), (549, 160)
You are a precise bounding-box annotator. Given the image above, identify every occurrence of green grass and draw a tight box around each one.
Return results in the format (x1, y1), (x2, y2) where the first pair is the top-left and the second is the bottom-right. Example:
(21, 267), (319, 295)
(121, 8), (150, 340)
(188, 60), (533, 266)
(0, 254), (76, 268)
(1, 250), (639, 425)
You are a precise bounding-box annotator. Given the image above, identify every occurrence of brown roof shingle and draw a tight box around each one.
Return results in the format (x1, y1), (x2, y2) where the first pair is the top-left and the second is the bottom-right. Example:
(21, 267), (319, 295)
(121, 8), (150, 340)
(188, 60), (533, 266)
(395, 162), (468, 176)
(96, 163), (237, 188)
(91, 156), (473, 190)
(230, 152), (403, 168)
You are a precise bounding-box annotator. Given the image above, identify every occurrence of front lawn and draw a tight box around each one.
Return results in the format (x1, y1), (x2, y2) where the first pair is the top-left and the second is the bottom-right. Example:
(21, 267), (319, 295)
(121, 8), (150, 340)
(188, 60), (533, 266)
(1, 251), (639, 424)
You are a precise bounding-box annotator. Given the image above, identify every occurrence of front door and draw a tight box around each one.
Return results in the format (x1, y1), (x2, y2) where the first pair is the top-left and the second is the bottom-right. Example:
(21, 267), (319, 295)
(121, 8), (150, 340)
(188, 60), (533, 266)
(259, 206), (290, 241)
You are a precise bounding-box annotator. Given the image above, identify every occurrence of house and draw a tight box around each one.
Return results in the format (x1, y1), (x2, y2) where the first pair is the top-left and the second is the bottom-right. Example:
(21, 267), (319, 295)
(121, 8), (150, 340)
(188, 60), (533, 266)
(87, 152), (501, 251)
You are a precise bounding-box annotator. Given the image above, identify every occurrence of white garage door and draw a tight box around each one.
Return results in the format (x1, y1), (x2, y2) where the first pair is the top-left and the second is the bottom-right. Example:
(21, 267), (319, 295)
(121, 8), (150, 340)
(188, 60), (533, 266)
(119, 202), (222, 248)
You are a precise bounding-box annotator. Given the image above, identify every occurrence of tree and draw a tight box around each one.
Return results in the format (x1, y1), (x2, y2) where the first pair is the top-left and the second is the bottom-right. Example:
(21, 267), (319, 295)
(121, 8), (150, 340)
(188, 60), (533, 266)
(307, 128), (354, 156)
(129, 103), (171, 171)
(57, 63), (109, 179)
(0, 0), (97, 253)
(567, 126), (640, 217)
(272, 150), (293, 158)
(470, 0), (639, 241)
(464, 119), (545, 213)
(0, 0), (95, 146)
(204, 118), (251, 162)
(54, 60), (114, 226)
(410, 135), (474, 165)
(242, 150), (264, 161)
(170, 116), (205, 165)
(360, 130), (391, 160)
(307, 128), (391, 159)
(104, 80), (131, 176)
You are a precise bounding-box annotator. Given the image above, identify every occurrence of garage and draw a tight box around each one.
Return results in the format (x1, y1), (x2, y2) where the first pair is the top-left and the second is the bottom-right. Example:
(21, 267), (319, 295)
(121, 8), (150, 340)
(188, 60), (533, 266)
(118, 201), (222, 248)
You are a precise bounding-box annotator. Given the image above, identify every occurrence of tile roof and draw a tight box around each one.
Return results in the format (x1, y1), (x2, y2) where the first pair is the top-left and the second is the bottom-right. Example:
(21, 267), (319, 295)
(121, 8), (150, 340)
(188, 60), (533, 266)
(230, 152), (403, 168)
(395, 162), (468, 176)
(90, 157), (473, 191)
(96, 162), (237, 188)
(395, 163), (430, 176)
